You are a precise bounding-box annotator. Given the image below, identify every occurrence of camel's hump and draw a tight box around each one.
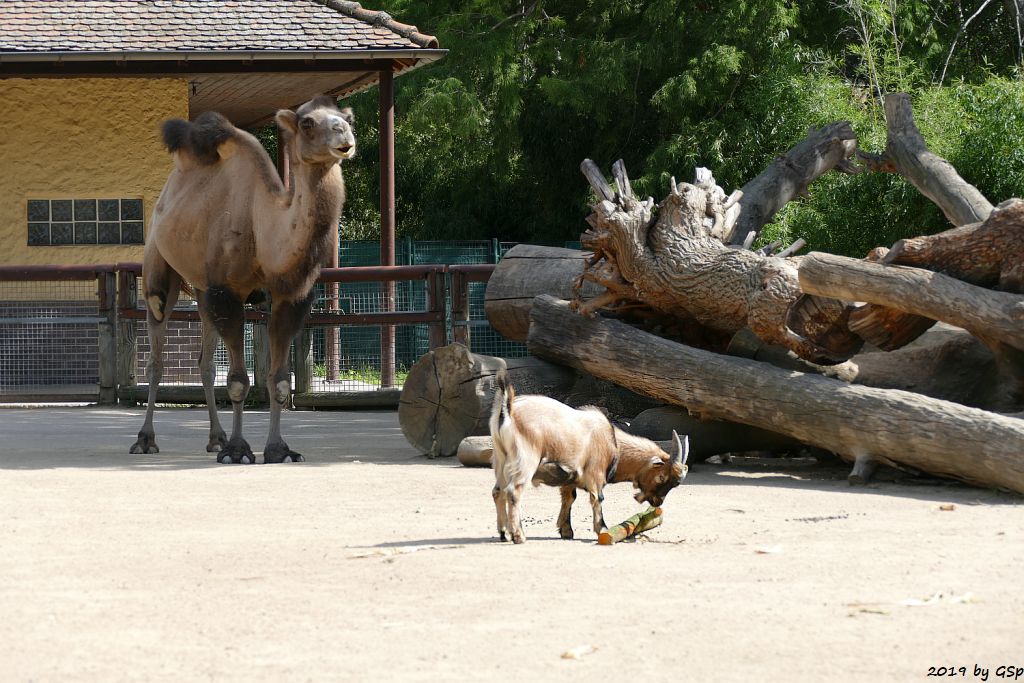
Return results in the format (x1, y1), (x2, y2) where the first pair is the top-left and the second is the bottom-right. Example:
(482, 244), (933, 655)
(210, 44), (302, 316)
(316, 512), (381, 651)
(161, 112), (235, 165)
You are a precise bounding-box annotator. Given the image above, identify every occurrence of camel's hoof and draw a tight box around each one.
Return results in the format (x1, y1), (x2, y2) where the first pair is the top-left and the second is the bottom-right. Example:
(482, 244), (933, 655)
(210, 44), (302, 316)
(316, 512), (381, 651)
(206, 432), (227, 453)
(216, 439), (254, 465)
(264, 443), (304, 464)
(129, 435), (159, 454)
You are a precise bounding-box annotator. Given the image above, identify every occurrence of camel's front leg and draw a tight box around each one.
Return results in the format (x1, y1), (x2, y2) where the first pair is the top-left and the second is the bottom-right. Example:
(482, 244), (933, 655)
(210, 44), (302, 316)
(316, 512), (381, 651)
(204, 286), (254, 464)
(130, 265), (181, 454)
(262, 292), (314, 463)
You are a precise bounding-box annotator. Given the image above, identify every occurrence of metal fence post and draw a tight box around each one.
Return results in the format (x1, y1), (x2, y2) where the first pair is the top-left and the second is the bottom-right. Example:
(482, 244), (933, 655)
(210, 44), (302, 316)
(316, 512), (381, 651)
(97, 269), (117, 405)
(116, 268), (138, 406)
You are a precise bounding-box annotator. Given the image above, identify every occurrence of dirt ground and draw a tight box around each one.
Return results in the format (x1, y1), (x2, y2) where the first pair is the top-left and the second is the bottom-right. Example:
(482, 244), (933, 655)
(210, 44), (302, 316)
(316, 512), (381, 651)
(1, 406), (1021, 682)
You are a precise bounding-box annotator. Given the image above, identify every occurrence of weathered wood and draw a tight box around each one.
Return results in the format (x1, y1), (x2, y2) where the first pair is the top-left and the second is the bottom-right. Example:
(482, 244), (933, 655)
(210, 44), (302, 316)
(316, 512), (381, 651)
(852, 93), (1004, 349)
(575, 160), (862, 364)
(97, 272), (117, 406)
(726, 121), (858, 244)
(625, 406), (803, 460)
(116, 272), (138, 406)
(882, 198), (1024, 292)
(291, 389), (400, 409)
(799, 252), (1024, 353)
(527, 295), (1024, 493)
(484, 244), (603, 342)
(397, 343), (659, 457)
(860, 93), (993, 226)
(456, 435), (493, 467)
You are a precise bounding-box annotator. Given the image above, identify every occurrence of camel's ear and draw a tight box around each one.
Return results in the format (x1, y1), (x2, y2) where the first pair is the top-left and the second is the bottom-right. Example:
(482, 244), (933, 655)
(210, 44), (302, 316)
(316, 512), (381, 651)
(275, 109), (298, 136)
(340, 107), (354, 126)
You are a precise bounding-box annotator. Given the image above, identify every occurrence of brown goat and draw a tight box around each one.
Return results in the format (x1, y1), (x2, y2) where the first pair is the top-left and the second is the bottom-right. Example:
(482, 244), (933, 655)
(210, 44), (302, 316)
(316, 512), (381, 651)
(489, 375), (688, 543)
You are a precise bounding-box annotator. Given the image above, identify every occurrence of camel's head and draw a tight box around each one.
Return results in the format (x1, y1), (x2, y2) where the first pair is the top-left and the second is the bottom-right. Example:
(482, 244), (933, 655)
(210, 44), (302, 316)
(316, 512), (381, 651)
(275, 95), (356, 165)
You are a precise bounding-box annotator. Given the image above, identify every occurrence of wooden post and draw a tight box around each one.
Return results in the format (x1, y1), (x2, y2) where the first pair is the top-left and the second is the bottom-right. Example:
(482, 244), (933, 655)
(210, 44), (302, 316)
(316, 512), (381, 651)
(294, 328), (314, 396)
(428, 271), (447, 350)
(116, 269), (138, 406)
(251, 307), (270, 407)
(380, 67), (397, 388)
(97, 270), (117, 405)
(451, 270), (470, 347)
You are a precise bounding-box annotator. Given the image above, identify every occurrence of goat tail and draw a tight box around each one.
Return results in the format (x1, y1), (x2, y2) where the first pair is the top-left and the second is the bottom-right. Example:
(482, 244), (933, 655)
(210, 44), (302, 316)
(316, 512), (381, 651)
(491, 370), (515, 430)
(161, 111), (234, 165)
(489, 370), (517, 459)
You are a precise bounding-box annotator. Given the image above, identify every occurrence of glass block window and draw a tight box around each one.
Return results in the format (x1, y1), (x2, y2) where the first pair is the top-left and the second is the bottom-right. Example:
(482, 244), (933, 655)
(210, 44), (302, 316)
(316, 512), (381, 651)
(27, 198), (144, 246)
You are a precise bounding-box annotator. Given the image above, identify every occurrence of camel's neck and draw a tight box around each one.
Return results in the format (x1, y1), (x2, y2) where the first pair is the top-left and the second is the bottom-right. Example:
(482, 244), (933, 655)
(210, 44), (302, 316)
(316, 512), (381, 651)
(257, 161), (345, 296)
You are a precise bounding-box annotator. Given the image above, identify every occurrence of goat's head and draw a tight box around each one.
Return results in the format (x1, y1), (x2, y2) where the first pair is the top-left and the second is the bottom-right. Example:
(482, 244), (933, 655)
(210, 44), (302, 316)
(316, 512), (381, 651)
(632, 431), (689, 506)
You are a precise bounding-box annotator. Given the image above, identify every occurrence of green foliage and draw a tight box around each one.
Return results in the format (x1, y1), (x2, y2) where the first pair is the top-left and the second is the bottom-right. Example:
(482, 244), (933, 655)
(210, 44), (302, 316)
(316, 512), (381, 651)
(280, 0), (1024, 255)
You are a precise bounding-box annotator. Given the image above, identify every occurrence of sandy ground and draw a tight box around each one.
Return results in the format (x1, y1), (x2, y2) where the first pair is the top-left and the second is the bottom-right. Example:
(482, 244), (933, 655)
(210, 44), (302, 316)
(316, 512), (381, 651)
(0, 406), (1021, 682)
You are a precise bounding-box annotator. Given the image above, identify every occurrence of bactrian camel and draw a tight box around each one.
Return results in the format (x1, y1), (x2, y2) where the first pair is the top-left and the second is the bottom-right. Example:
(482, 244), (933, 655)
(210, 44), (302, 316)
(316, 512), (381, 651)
(130, 95), (356, 464)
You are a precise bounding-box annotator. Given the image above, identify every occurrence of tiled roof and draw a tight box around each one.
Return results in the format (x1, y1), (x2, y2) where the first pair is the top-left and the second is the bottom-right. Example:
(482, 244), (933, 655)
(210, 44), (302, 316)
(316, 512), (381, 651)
(0, 0), (439, 53)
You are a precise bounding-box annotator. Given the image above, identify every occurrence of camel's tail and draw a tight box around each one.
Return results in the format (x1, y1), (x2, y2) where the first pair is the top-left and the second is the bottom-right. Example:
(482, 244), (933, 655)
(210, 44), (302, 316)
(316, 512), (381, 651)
(161, 112), (234, 165)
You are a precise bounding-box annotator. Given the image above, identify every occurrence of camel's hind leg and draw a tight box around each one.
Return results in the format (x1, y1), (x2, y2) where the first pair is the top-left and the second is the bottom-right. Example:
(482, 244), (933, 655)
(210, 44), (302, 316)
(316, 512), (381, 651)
(203, 285), (254, 464)
(262, 292), (314, 463)
(130, 262), (181, 454)
(195, 290), (228, 452)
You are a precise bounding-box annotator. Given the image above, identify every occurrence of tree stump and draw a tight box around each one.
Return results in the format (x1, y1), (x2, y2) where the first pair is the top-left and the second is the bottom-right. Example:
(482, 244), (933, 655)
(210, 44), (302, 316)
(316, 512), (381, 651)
(397, 343), (661, 457)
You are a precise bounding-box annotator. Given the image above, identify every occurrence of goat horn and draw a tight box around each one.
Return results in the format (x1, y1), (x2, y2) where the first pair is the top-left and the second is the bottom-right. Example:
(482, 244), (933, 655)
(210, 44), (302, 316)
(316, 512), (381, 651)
(671, 430), (689, 466)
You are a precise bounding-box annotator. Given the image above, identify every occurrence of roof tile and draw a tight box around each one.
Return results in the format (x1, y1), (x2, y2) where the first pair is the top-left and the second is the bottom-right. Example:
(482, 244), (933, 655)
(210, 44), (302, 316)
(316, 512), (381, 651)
(0, 0), (438, 53)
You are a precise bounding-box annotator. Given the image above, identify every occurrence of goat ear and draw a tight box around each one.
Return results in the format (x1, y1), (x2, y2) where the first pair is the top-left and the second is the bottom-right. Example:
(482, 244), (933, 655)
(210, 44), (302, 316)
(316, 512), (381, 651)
(275, 109), (298, 136)
(340, 107), (355, 125)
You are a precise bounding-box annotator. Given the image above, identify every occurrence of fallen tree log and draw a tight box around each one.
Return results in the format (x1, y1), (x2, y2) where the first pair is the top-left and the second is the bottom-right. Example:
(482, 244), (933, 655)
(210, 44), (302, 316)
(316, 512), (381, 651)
(858, 93), (993, 226)
(573, 159), (862, 364)
(800, 252), (1024, 410)
(850, 93), (1023, 351)
(398, 343), (660, 457)
(799, 252), (1024, 352)
(726, 121), (859, 245)
(527, 295), (1024, 493)
(484, 244), (601, 342)
(625, 406), (803, 460)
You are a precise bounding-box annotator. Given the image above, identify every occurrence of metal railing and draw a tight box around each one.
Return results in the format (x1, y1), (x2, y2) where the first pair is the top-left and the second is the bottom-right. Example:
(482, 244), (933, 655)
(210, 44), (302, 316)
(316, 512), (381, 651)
(0, 262), (503, 405)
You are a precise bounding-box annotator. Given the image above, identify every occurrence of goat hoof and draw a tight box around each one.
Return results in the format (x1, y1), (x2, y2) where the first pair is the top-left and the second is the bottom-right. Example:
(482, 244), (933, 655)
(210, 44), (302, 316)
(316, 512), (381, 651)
(498, 532), (508, 542)
(511, 532), (526, 544)
(559, 528), (574, 540)
(216, 439), (255, 465)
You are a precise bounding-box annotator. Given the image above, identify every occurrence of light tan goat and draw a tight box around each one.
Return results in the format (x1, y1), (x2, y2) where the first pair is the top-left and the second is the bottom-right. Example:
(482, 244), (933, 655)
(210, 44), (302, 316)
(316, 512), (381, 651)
(489, 374), (688, 543)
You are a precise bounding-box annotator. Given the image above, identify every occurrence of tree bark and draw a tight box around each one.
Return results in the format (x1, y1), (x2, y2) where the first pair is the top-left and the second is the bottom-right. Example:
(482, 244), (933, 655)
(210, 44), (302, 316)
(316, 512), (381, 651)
(527, 295), (1024, 493)
(625, 406), (804, 460)
(852, 92), (1005, 351)
(397, 343), (660, 457)
(800, 251), (1024, 411)
(575, 159), (862, 364)
(799, 252), (1024, 353)
(484, 244), (601, 342)
(726, 122), (859, 244)
(859, 93), (993, 226)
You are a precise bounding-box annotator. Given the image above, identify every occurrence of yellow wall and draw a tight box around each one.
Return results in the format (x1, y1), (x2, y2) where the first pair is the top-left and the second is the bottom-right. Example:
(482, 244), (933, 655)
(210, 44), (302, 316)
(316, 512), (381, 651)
(0, 77), (188, 266)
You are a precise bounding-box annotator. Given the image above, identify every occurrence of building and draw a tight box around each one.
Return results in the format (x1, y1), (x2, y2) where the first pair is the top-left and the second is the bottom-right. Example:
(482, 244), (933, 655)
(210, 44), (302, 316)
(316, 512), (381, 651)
(0, 1), (443, 401)
(0, 0), (443, 266)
